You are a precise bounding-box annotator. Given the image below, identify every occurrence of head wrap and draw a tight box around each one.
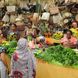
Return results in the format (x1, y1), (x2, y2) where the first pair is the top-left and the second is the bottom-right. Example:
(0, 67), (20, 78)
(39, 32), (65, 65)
(17, 38), (27, 51)
(11, 38), (36, 78)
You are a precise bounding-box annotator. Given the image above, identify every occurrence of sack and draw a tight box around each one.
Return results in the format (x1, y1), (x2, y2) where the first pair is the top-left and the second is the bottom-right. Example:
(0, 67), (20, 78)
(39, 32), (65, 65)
(10, 14), (17, 23)
(6, 0), (16, 5)
(32, 13), (39, 24)
(52, 13), (62, 24)
(41, 12), (50, 21)
(7, 6), (16, 12)
(2, 14), (9, 22)
(0, 1), (4, 8)
(49, 6), (59, 14)
(33, 13), (39, 21)
(70, 0), (78, 2)
(65, 0), (78, 3)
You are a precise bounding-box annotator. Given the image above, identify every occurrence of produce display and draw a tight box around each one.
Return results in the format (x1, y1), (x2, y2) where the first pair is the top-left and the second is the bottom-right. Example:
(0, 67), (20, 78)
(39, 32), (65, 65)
(52, 32), (63, 40)
(1, 40), (17, 57)
(7, 33), (17, 41)
(1, 40), (78, 68)
(35, 45), (78, 67)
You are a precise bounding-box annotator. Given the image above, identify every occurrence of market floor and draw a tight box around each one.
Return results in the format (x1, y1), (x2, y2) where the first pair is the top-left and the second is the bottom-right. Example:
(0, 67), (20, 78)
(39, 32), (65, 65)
(36, 60), (78, 78)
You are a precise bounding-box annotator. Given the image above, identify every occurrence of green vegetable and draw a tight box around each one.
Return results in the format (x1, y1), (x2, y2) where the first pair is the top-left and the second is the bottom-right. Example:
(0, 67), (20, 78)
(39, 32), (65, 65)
(36, 45), (78, 67)
(7, 34), (17, 41)
(7, 48), (16, 58)
(2, 40), (17, 58)
(9, 40), (17, 48)
(34, 49), (43, 59)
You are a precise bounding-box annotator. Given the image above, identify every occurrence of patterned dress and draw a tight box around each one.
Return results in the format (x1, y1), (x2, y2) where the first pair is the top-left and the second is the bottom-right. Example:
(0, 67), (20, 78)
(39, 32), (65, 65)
(10, 38), (36, 78)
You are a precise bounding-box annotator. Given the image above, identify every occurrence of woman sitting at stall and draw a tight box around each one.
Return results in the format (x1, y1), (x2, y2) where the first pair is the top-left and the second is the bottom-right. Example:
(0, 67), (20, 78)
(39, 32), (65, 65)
(61, 30), (77, 48)
(8, 23), (20, 41)
(26, 21), (33, 41)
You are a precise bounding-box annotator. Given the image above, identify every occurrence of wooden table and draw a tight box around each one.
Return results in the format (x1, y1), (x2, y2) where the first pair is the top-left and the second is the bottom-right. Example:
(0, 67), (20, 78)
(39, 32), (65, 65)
(36, 60), (78, 78)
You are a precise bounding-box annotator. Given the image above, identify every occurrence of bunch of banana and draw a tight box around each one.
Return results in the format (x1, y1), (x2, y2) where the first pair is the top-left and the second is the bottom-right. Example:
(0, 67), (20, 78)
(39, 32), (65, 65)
(70, 28), (78, 38)
(2, 41), (9, 46)
(53, 32), (63, 40)
(7, 34), (17, 41)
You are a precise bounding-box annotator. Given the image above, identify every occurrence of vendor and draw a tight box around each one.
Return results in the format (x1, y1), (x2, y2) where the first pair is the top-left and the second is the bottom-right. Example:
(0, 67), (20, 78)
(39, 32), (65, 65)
(26, 21), (33, 41)
(70, 22), (78, 38)
(32, 27), (40, 38)
(8, 23), (20, 41)
(61, 30), (77, 48)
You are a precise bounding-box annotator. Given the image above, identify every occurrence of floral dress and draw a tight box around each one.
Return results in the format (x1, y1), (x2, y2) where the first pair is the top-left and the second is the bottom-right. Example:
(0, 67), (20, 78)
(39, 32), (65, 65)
(10, 51), (36, 78)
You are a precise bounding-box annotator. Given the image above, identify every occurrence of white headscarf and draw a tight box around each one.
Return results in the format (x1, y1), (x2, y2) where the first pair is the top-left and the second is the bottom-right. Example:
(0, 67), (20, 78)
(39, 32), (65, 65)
(17, 38), (27, 50)
(11, 38), (36, 78)
(16, 38), (28, 60)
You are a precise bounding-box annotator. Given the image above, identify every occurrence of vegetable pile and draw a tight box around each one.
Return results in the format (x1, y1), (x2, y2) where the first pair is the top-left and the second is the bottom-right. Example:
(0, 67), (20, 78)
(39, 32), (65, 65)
(35, 45), (78, 67)
(53, 32), (63, 40)
(2, 40), (17, 57)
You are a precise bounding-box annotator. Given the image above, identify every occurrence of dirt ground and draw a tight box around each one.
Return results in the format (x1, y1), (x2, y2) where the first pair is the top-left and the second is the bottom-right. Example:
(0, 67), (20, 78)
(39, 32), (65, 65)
(36, 60), (78, 78)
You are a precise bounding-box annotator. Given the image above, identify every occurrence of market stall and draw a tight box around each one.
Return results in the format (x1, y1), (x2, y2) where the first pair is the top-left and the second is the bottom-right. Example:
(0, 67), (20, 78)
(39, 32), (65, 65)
(0, 0), (78, 78)
(35, 45), (78, 78)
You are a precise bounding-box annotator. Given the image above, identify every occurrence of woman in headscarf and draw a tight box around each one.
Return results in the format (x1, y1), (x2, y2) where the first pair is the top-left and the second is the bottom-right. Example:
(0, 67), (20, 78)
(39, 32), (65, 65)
(10, 38), (36, 78)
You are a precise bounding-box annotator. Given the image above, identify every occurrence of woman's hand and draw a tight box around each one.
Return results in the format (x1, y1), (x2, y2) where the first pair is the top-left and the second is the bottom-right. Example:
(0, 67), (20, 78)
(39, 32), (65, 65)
(63, 40), (75, 48)
(9, 73), (13, 78)
(67, 39), (76, 48)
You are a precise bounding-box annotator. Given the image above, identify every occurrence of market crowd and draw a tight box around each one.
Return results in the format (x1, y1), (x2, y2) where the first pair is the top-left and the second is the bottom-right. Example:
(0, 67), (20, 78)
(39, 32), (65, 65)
(0, 0), (78, 78)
